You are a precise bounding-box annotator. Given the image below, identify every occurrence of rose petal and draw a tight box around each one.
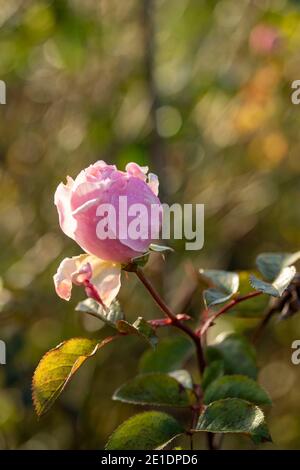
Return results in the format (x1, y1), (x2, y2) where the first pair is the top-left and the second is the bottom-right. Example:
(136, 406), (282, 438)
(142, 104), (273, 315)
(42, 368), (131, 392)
(54, 176), (77, 239)
(147, 172), (159, 196)
(90, 259), (121, 307)
(54, 254), (121, 307)
(72, 262), (92, 285)
(126, 162), (148, 182)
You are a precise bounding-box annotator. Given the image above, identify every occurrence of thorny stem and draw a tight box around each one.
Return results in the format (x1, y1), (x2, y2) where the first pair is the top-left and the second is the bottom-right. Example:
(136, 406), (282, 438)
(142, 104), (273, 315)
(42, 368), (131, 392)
(135, 268), (206, 376)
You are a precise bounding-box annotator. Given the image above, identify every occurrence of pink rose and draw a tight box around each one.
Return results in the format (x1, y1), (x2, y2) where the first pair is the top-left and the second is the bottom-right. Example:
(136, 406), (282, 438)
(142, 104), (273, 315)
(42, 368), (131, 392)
(54, 161), (161, 306)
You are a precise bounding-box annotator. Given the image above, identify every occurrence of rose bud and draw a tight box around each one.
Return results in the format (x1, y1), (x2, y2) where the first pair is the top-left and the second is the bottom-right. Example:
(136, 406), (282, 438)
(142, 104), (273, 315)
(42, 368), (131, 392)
(53, 161), (161, 306)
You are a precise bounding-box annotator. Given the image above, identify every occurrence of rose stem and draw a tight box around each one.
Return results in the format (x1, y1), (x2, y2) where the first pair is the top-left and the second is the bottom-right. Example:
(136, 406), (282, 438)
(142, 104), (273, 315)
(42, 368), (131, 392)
(199, 291), (262, 337)
(135, 267), (206, 375)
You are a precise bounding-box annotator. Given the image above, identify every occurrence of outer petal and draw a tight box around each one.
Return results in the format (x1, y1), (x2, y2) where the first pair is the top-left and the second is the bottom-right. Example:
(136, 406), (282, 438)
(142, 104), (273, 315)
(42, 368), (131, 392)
(53, 254), (121, 307)
(147, 172), (159, 196)
(54, 176), (77, 239)
(126, 162), (148, 182)
(53, 255), (89, 301)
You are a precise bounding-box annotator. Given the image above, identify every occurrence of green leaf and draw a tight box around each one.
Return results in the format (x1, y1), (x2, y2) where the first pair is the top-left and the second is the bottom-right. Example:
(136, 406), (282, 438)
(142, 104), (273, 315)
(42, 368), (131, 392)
(168, 369), (193, 389)
(200, 269), (239, 307)
(202, 360), (224, 391)
(206, 333), (257, 379)
(139, 336), (193, 373)
(117, 317), (158, 348)
(204, 375), (271, 405)
(122, 253), (150, 270)
(228, 271), (269, 318)
(113, 373), (194, 407)
(105, 411), (183, 450)
(195, 398), (272, 444)
(32, 337), (113, 416)
(203, 289), (234, 308)
(75, 298), (124, 328)
(131, 252), (151, 268)
(250, 266), (296, 297)
(256, 251), (300, 282)
(149, 244), (174, 253)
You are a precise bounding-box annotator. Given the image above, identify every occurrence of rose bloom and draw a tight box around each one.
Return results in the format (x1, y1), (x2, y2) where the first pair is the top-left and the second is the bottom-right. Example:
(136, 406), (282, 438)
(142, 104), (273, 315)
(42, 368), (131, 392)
(54, 161), (161, 307)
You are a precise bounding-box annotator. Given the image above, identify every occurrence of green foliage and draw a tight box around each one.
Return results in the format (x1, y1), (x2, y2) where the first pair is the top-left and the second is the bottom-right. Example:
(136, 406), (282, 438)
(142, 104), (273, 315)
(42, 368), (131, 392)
(105, 411), (183, 450)
(75, 298), (124, 328)
(139, 336), (193, 373)
(250, 251), (299, 298)
(256, 252), (300, 282)
(32, 337), (113, 416)
(206, 333), (257, 379)
(200, 269), (239, 307)
(117, 317), (158, 348)
(203, 375), (271, 405)
(201, 360), (224, 391)
(229, 271), (269, 317)
(124, 245), (173, 270)
(195, 398), (272, 444)
(168, 370), (193, 389)
(113, 373), (195, 407)
(250, 267), (296, 297)
(149, 244), (174, 253)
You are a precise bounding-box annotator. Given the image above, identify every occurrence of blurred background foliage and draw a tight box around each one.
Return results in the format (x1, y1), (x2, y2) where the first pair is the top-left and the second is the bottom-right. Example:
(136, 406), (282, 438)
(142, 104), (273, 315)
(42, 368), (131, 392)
(0, 0), (299, 449)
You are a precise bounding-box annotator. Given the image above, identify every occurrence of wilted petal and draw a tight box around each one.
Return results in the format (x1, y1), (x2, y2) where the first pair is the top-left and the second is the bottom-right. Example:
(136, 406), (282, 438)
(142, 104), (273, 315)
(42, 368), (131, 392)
(72, 262), (92, 285)
(54, 255), (88, 301)
(54, 254), (121, 307)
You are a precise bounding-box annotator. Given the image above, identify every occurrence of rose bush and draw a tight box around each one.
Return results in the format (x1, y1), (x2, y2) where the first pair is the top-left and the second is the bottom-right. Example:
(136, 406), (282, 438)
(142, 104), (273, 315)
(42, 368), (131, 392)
(54, 161), (161, 306)
(33, 161), (300, 450)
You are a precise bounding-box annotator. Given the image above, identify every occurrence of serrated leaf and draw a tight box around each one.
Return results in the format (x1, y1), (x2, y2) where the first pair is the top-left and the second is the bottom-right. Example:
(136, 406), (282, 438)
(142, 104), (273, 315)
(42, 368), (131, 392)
(200, 269), (239, 307)
(256, 251), (300, 282)
(32, 337), (113, 416)
(195, 398), (272, 444)
(113, 373), (195, 407)
(250, 266), (296, 297)
(229, 271), (269, 318)
(206, 333), (257, 379)
(75, 298), (124, 328)
(204, 375), (271, 405)
(117, 317), (158, 348)
(105, 411), (183, 450)
(149, 244), (174, 253)
(202, 360), (224, 391)
(139, 336), (193, 373)
(168, 370), (193, 389)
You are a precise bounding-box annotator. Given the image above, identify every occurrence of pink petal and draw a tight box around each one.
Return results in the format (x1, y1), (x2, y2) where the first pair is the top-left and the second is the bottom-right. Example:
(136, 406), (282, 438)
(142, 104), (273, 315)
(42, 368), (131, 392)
(126, 162), (148, 182)
(90, 259), (121, 307)
(54, 176), (77, 239)
(53, 255), (121, 307)
(147, 172), (159, 196)
(72, 262), (92, 285)
(53, 255), (88, 300)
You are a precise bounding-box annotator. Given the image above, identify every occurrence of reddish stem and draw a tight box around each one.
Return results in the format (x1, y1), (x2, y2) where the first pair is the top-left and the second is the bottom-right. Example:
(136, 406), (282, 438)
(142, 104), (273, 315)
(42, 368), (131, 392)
(199, 291), (262, 337)
(135, 268), (206, 375)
